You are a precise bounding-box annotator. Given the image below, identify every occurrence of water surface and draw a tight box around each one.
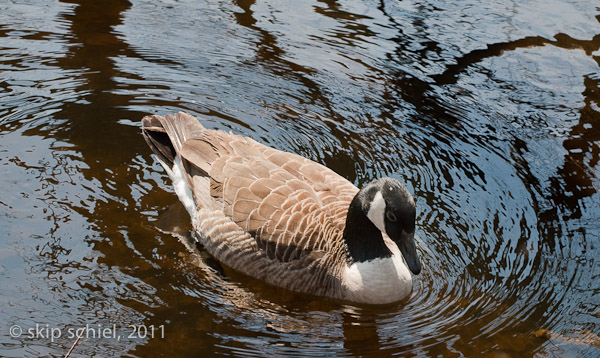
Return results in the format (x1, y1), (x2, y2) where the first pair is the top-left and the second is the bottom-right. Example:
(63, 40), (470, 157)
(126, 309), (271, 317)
(1, 0), (599, 356)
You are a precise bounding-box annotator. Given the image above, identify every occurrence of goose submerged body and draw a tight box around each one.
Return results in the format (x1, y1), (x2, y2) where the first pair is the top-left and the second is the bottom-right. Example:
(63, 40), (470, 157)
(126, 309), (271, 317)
(142, 112), (421, 304)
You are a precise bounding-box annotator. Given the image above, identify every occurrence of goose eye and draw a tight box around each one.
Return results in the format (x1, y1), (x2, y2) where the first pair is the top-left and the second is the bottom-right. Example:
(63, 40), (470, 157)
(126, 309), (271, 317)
(386, 212), (397, 223)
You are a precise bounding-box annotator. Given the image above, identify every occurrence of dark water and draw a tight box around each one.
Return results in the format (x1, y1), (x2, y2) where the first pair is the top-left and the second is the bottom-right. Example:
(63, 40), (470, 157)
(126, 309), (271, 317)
(1, 0), (599, 356)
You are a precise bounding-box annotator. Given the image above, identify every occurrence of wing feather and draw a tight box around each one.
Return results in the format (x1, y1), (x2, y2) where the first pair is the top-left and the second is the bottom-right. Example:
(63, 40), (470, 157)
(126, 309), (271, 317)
(157, 117), (356, 270)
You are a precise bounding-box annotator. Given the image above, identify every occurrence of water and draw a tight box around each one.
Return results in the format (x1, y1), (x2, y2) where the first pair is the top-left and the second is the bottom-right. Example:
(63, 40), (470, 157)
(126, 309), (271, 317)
(1, 0), (599, 356)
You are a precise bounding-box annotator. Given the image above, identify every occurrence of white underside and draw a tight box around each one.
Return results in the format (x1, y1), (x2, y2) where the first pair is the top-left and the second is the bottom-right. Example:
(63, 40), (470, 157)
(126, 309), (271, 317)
(159, 155), (197, 219)
(342, 236), (412, 304)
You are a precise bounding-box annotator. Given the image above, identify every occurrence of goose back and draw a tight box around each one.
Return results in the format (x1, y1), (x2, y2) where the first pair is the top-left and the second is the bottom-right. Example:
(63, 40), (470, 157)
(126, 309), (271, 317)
(143, 112), (361, 299)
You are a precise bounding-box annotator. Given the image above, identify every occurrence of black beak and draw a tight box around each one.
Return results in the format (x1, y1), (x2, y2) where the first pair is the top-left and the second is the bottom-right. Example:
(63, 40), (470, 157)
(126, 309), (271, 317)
(397, 231), (421, 275)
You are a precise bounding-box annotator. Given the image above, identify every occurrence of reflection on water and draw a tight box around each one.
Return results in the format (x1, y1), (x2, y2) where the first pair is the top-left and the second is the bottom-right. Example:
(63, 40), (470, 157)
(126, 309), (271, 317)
(1, 0), (599, 356)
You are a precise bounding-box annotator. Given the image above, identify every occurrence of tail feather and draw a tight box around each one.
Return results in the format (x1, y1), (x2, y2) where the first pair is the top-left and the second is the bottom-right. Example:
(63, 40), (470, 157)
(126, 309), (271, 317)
(141, 114), (176, 168)
(142, 112), (217, 208)
(142, 112), (212, 215)
(160, 112), (206, 152)
(141, 112), (206, 167)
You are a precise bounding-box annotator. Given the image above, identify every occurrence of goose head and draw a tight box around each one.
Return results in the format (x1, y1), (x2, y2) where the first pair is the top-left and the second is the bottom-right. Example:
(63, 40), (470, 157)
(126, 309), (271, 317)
(344, 178), (421, 275)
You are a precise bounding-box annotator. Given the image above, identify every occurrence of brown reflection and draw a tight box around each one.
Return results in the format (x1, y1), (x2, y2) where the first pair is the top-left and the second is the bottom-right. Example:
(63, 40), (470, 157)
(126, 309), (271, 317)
(376, 0), (452, 124)
(29, 0), (223, 355)
(314, 0), (376, 40)
(341, 309), (386, 357)
(18, 0), (596, 355)
(377, 1), (600, 356)
(48, 0), (147, 164)
(234, 0), (320, 96)
(433, 34), (600, 86)
(46, 0), (150, 270)
(233, 0), (360, 182)
(428, 27), (600, 226)
(379, 0), (600, 220)
(547, 73), (600, 220)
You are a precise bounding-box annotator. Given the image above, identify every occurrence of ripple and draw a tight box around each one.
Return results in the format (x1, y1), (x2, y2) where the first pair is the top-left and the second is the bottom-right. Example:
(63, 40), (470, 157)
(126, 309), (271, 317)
(1, 0), (599, 357)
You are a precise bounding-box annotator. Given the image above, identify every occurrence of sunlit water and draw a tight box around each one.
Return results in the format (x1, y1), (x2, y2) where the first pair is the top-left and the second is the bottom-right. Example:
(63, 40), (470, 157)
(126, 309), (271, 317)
(1, 0), (599, 357)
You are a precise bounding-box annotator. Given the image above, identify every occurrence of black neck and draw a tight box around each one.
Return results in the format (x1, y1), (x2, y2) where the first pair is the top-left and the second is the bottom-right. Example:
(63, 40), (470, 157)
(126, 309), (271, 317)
(343, 195), (392, 264)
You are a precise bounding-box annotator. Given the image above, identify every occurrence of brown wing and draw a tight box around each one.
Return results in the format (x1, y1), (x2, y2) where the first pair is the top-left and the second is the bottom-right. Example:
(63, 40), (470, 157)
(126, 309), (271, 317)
(178, 126), (358, 264)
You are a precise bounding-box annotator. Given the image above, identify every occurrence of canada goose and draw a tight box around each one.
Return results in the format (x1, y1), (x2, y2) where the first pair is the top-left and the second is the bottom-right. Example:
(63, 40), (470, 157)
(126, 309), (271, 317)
(142, 112), (421, 304)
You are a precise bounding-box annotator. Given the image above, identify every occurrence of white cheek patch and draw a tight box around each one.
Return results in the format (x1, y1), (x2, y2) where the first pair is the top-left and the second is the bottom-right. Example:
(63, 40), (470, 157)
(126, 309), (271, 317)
(366, 191), (386, 234)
